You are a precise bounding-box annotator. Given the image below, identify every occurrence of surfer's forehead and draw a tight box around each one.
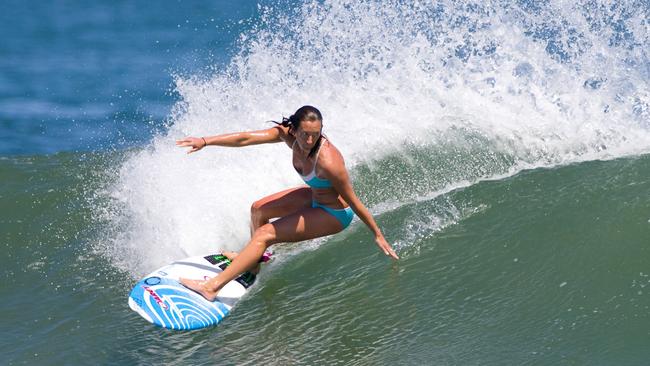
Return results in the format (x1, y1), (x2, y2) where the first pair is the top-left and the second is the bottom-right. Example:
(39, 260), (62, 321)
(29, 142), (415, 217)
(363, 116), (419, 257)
(298, 120), (321, 134)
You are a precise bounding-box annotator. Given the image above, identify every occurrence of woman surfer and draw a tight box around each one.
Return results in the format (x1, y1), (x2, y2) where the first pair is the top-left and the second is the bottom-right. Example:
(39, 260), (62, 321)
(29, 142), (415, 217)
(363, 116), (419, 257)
(176, 105), (399, 301)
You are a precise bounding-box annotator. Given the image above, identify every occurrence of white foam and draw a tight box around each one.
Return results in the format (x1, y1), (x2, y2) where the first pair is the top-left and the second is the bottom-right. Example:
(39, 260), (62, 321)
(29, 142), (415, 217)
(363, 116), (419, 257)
(102, 0), (650, 275)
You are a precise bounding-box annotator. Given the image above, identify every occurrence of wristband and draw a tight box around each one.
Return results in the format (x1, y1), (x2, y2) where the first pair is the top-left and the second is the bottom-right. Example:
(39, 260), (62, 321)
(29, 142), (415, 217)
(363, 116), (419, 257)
(201, 137), (207, 147)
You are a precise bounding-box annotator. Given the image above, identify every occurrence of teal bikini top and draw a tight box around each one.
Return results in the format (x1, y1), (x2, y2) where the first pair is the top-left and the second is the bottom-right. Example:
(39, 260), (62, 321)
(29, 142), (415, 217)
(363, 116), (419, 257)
(294, 139), (333, 189)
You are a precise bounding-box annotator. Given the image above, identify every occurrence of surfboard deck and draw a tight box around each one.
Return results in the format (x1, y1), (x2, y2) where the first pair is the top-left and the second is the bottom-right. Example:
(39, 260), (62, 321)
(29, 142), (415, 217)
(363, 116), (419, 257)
(128, 253), (257, 330)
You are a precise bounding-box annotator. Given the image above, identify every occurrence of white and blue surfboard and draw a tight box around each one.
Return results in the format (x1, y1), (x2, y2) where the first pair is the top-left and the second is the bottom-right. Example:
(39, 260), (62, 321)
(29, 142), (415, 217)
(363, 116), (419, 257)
(128, 253), (257, 330)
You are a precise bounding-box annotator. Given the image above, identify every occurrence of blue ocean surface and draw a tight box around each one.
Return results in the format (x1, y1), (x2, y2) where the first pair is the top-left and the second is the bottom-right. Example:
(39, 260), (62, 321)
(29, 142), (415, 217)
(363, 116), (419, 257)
(1, 0), (261, 155)
(2, 0), (650, 365)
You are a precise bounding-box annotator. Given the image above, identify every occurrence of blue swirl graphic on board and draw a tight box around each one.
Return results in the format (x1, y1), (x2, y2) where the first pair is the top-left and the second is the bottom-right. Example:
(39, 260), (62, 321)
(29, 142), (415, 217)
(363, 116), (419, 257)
(129, 277), (230, 330)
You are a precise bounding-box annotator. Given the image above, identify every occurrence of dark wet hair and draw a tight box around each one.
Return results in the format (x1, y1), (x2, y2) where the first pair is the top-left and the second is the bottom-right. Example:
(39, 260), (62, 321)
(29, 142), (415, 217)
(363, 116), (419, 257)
(270, 105), (323, 157)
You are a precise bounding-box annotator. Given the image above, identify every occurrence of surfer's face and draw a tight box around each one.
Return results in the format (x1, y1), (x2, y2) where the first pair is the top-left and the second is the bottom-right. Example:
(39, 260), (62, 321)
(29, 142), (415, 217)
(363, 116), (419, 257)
(295, 120), (322, 150)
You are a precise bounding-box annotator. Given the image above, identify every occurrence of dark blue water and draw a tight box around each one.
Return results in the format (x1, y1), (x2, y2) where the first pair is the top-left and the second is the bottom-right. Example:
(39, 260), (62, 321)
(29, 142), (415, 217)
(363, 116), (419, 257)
(0, 0), (261, 155)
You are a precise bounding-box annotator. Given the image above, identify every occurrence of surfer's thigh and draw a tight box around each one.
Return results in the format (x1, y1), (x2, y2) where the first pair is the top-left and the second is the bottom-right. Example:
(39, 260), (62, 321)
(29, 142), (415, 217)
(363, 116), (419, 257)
(256, 207), (344, 245)
(251, 186), (312, 221)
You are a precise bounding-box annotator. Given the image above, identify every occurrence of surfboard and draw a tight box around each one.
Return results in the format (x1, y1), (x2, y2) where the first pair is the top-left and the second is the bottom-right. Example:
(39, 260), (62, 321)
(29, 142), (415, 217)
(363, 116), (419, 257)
(127, 253), (258, 330)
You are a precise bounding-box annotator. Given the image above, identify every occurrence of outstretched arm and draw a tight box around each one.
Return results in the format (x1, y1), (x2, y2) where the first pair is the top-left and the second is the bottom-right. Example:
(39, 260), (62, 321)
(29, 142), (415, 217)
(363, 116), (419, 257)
(176, 126), (291, 154)
(326, 159), (399, 260)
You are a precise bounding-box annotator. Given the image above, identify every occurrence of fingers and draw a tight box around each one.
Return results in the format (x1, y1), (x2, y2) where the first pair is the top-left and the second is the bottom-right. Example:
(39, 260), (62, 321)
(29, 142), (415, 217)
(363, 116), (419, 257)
(177, 137), (204, 154)
(377, 239), (399, 260)
(383, 245), (399, 260)
(176, 137), (196, 147)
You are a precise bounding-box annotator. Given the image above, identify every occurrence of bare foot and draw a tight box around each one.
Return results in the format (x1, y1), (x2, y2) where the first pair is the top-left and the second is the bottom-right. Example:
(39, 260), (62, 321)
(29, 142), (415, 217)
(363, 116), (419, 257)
(179, 278), (218, 301)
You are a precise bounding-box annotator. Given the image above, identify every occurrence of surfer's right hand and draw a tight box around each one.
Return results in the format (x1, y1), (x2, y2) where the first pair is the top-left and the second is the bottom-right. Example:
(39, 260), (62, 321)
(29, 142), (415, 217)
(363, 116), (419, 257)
(176, 137), (207, 154)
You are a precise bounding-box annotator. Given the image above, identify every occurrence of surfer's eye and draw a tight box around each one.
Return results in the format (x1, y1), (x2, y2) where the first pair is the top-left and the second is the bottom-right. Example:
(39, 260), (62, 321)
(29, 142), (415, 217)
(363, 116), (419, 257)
(298, 130), (319, 140)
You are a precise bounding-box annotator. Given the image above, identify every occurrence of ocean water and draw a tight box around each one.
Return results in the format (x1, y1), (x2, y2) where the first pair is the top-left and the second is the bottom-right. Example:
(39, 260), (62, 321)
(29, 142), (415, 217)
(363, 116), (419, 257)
(2, 0), (649, 365)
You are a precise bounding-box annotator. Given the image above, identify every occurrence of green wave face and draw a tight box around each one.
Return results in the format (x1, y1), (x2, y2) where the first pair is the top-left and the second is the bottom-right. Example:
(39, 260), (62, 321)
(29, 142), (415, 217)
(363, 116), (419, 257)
(2, 150), (649, 364)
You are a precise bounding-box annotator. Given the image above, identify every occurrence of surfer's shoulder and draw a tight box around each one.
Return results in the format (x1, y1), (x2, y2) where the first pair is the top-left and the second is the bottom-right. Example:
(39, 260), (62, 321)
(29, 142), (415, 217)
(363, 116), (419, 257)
(317, 140), (346, 177)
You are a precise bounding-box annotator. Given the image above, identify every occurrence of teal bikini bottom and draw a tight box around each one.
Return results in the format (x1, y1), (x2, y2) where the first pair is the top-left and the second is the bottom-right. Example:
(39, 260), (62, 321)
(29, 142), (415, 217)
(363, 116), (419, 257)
(312, 201), (354, 229)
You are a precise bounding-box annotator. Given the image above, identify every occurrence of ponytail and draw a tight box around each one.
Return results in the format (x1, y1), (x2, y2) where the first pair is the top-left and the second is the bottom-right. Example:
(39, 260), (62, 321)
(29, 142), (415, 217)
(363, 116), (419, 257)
(268, 115), (297, 132)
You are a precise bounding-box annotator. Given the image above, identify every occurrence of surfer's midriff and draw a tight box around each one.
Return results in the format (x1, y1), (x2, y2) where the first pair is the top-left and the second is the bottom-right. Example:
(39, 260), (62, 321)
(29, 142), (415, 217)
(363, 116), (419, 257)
(311, 187), (349, 209)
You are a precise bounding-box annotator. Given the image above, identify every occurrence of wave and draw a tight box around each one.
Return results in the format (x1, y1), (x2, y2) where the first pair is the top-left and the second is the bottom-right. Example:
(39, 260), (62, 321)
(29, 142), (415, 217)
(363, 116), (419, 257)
(96, 0), (650, 276)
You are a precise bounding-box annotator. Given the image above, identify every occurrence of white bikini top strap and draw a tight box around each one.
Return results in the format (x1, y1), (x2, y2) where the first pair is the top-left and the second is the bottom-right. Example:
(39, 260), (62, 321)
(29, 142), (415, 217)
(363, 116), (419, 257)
(309, 137), (326, 175)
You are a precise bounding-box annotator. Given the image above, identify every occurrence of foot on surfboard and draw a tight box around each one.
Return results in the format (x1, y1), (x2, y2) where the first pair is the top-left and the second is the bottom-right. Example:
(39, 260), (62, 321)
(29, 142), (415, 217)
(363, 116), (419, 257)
(179, 278), (219, 302)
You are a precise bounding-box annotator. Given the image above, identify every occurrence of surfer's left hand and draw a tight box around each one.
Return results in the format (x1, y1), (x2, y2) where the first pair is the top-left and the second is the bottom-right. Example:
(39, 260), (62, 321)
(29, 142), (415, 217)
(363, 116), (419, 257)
(375, 235), (399, 260)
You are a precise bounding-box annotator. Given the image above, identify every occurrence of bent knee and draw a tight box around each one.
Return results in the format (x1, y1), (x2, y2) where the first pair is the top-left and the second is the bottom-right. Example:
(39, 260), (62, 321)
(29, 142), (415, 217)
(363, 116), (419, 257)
(250, 200), (266, 219)
(250, 200), (263, 214)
